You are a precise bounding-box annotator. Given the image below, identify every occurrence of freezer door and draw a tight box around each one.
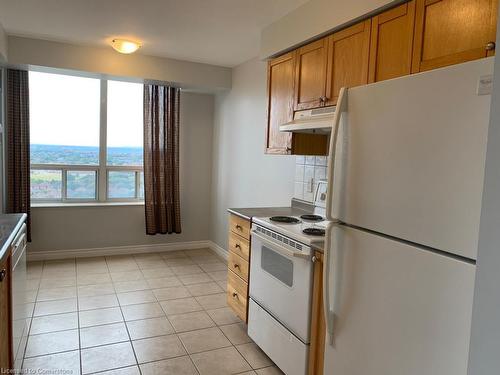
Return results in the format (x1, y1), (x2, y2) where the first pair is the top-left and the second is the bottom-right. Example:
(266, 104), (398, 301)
(323, 225), (475, 375)
(331, 58), (493, 259)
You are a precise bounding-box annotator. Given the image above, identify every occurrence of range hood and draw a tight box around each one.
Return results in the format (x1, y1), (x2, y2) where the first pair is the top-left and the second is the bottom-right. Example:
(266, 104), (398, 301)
(280, 106), (336, 134)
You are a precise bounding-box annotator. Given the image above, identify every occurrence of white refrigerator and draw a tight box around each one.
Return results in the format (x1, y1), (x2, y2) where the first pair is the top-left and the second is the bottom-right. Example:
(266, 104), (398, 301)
(323, 57), (493, 375)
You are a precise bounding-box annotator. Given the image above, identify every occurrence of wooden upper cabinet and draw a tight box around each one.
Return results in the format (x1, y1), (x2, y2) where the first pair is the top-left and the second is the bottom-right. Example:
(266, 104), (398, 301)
(369, 1), (416, 82)
(266, 51), (329, 155)
(294, 38), (329, 110)
(412, 0), (498, 72)
(266, 52), (294, 154)
(325, 20), (371, 106)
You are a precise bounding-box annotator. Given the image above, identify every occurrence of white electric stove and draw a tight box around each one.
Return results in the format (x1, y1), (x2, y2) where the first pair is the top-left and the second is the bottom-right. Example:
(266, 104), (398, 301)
(248, 181), (328, 375)
(252, 180), (329, 246)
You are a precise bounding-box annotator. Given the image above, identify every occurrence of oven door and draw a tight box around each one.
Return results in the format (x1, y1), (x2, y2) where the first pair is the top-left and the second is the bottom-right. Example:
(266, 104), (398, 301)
(249, 226), (314, 343)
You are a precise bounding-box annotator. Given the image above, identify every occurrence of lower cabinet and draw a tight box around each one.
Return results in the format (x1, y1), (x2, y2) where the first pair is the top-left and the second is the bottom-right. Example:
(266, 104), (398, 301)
(227, 270), (249, 322)
(0, 253), (12, 371)
(308, 250), (326, 375)
(226, 214), (251, 322)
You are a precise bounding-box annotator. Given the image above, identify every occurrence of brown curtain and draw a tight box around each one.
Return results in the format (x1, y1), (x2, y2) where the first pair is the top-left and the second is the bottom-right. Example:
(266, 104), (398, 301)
(5, 69), (31, 241)
(143, 84), (181, 235)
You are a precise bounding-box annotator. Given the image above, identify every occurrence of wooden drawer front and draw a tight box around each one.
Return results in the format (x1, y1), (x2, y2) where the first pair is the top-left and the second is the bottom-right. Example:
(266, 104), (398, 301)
(228, 251), (249, 281)
(228, 232), (250, 261)
(227, 270), (248, 322)
(229, 214), (251, 240)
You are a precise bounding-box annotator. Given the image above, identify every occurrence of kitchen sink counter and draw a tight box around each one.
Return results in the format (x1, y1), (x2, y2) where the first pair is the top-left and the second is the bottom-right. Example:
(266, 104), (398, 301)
(0, 214), (27, 260)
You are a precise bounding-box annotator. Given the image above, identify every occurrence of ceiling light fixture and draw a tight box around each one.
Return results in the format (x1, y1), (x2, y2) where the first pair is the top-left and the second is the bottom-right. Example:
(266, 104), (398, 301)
(111, 39), (141, 54)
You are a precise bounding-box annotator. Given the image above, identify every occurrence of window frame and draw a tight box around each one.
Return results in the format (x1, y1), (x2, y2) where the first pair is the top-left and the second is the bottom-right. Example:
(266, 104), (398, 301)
(29, 77), (144, 204)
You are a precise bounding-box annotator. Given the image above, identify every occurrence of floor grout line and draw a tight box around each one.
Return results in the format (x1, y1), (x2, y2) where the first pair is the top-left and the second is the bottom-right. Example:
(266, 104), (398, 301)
(74, 257), (83, 375)
(126, 254), (142, 374)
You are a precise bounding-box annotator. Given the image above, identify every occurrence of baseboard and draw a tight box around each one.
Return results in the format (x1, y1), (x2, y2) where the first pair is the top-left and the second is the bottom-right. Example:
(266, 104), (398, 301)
(207, 241), (229, 260)
(27, 240), (217, 261)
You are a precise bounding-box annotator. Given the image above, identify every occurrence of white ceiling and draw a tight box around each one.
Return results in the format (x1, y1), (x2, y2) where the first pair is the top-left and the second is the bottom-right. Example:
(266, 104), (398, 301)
(0, 0), (309, 67)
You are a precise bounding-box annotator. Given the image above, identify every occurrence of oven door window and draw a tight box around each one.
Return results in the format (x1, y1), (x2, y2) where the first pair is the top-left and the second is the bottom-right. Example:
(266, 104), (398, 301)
(261, 246), (294, 287)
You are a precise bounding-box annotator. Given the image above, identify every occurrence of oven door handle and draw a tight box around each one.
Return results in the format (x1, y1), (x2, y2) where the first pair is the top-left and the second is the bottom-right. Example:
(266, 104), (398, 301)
(251, 230), (310, 260)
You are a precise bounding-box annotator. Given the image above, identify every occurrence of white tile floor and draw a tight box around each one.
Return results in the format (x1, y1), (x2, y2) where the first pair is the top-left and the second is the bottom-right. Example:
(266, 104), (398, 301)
(23, 249), (284, 375)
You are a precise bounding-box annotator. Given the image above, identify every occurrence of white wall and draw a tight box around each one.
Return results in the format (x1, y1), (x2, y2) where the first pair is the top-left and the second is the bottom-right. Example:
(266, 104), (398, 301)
(260, 0), (402, 58)
(0, 22), (7, 62)
(467, 12), (500, 374)
(210, 57), (296, 249)
(7, 36), (231, 92)
(29, 92), (214, 252)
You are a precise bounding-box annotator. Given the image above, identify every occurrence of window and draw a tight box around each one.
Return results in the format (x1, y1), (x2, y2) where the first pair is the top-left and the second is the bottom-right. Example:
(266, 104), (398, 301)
(29, 71), (144, 203)
(106, 81), (144, 200)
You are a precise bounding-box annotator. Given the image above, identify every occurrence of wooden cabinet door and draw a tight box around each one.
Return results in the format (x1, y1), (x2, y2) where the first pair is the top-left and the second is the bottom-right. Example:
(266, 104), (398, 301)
(412, 0), (498, 72)
(294, 38), (329, 110)
(369, 1), (416, 83)
(308, 251), (325, 375)
(266, 52), (294, 154)
(326, 20), (371, 106)
(0, 254), (12, 371)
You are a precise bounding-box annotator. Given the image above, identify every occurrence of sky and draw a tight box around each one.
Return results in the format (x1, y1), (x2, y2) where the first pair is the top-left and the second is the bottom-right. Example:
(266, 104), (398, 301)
(29, 71), (143, 148)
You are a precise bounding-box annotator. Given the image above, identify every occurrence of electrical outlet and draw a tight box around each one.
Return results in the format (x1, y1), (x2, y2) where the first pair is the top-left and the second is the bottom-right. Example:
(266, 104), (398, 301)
(477, 75), (493, 96)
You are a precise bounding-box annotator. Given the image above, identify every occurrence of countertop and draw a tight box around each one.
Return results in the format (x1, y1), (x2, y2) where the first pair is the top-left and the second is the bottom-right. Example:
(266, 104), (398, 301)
(0, 213), (27, 261)
(227, 206), (310, 221)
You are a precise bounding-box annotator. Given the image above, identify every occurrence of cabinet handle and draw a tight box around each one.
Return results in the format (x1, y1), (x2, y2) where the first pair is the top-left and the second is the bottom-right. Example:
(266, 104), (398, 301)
(0, 269), (6, 282)
(286, 147), (292, 152)
(320, 96), (328, 103)
(234, 244), (241, 249)
(235, 224), (242, 231)
(486, 41), (496, 51)
(233, 263), (240, 269)
(232, 292), (238, 298)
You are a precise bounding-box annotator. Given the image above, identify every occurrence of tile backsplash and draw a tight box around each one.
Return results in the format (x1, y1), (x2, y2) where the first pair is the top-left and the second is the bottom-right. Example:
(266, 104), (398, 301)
(294, 155), (327, 202)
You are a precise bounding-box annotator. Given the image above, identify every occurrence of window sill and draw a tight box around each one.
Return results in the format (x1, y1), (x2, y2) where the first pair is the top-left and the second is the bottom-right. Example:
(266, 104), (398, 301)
(31, 201), (144, 208)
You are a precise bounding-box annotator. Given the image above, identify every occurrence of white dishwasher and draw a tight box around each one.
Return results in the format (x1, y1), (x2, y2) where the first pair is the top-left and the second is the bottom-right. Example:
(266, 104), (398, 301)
(11, 223), (28, 371)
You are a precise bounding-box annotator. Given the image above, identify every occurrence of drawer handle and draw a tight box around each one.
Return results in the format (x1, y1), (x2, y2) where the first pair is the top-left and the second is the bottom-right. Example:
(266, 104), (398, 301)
(233, 264), (240, 269)
(232, 292), (238, 298)
(234, 244), (241, 249)
(235, 224), (243, 231)
(486, 41), (496, 51)
(0, 269), (6, 282)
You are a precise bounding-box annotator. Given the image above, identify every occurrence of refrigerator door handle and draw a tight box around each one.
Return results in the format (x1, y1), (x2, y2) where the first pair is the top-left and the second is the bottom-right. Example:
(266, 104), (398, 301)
(325, 87), (347, 222)
(323, 222), (339, 345)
